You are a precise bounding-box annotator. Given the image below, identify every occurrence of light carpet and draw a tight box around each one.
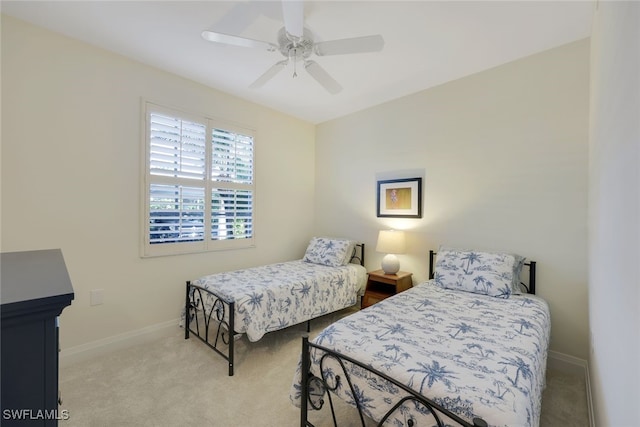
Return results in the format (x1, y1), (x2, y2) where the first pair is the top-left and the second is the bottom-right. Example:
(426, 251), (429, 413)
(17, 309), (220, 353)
(59, 307), (589, 426)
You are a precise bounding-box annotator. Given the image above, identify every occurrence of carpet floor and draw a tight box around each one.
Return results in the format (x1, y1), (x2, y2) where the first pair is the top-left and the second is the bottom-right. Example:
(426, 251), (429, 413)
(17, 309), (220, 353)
(59, 307), (589, 426)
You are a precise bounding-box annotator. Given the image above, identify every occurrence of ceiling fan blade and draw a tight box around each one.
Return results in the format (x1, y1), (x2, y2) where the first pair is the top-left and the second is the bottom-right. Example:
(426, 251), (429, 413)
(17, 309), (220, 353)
(282, 0), (304, 38)
(305, 61), (342, 94)
(315, 35), (384, 56)
(249, 60), (288, 89)
(201, 30), (277, 52)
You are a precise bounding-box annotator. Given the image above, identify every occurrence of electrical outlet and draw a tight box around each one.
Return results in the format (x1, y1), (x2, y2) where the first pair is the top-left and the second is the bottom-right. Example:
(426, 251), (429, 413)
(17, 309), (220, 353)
(90, 289), (104, 306)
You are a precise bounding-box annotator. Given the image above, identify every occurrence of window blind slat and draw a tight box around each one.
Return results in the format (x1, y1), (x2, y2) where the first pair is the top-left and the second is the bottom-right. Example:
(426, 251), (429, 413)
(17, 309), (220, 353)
(210, 188), (253, 241)
(145, 105), (255, 254)
(149, 113), (206, 180)
(211, 128), (254, 185)
(149, 184), (205, 244)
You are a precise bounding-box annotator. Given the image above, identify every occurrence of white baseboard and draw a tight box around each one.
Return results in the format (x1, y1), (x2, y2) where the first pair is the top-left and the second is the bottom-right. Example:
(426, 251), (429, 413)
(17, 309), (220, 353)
(547, 350), (595, 427)
(548, 350), (587, 375)
(584, 361), (596, 427)
(59, 318), (180, 368)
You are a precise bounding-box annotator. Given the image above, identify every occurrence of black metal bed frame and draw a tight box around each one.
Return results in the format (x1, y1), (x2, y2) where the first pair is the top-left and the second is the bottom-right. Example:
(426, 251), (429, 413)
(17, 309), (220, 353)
(300, 336), (489, 427)
(184, 243), (365, 376)
(184, 282), (236, 375)
(298, 249), (538, 426)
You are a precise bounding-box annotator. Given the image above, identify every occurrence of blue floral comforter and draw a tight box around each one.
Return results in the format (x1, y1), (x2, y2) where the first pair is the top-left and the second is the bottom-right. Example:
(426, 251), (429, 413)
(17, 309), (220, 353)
(191, 260), (366, 342)
(291, 281), (550, 427)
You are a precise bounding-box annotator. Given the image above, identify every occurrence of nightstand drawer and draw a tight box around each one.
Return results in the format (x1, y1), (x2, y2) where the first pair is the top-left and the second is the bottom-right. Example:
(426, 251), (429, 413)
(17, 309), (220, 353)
(362, 270), (412, 308)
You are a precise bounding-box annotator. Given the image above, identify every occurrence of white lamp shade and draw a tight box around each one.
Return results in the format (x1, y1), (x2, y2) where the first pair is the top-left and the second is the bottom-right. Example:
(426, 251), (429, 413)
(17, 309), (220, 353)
(376, 230), (406, 254)
(376, 230), (406, 274)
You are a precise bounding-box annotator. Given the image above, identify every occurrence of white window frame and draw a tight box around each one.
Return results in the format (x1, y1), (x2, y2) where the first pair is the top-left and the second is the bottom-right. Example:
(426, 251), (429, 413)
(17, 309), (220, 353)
(141, 101), (256, 257)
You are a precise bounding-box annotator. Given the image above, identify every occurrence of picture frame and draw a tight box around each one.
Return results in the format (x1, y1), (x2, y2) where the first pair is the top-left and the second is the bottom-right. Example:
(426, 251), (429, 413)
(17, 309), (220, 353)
(376, 177), (423, 218)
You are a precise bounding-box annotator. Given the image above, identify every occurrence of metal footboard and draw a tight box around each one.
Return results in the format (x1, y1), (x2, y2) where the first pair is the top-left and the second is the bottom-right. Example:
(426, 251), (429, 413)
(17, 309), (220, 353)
(184, 281), (236, 376)
(300, 336), (488, 427)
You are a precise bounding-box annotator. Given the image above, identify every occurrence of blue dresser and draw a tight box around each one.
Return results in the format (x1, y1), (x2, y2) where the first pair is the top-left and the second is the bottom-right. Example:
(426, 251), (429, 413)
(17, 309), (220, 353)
(1, 249), (74, 426)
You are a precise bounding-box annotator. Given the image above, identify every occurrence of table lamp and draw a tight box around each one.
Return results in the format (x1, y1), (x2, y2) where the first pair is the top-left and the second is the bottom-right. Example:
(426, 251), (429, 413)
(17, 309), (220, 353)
(376, 230), (406, 274)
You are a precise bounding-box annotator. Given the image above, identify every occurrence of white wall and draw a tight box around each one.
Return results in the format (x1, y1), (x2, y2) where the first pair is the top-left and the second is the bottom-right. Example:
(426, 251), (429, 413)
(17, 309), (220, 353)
(0, 15), (316, 350)
(1, 14), (595, 364)
(315, 40), (590, 359)
(588, 2), (640, 425)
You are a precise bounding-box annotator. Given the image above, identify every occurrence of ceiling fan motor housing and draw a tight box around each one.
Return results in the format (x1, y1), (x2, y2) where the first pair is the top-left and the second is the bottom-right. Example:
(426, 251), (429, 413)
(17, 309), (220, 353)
(278, 27), (314, 61)
(201, 2), (383, 94)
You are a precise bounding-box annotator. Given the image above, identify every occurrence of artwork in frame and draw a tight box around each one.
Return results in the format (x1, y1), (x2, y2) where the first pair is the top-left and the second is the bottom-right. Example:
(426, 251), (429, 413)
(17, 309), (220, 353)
(376, 177), (423, 218)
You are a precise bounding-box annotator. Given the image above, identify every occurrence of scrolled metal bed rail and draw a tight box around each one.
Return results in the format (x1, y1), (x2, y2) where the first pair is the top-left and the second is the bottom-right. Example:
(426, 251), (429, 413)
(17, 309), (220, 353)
(300, 335), (488, 427)
(184, 281), (236, 376)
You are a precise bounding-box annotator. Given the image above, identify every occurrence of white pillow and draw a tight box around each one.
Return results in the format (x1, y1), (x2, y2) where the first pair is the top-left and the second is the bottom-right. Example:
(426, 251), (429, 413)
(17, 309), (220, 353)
(434, 247), (525, 298)
(303, 237), (355, 267)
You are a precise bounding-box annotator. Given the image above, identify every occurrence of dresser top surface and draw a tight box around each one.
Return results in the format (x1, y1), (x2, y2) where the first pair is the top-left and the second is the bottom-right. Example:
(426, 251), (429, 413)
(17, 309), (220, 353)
(1, 249), (74, 306)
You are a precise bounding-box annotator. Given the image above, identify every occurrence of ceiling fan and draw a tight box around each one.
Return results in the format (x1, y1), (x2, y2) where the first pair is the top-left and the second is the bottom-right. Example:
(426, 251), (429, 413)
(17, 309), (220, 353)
(201, 1), (384, 94)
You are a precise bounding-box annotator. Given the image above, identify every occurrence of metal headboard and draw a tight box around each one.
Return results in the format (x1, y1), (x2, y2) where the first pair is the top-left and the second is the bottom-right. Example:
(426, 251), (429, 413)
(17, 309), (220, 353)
(349, 243), (365, 267)
(428, 250), (536, 295)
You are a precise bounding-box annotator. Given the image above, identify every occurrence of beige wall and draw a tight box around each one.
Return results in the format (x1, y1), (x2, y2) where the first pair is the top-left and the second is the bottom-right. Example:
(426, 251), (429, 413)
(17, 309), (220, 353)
(315, 40), (590, 359)
(1, 14), (593, 362)
(1, 15), (316, 350)
(588, 2), (640, 425)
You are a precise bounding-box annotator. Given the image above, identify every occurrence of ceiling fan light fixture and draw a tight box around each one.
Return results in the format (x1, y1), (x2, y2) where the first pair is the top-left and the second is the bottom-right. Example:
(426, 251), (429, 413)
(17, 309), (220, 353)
(277, 27), (313, 59)
(202, 0), (383, 94)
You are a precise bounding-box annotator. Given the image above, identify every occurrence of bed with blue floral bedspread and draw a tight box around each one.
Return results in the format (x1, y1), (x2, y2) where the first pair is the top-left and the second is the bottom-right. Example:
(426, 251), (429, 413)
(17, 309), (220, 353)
(292, 247), (550, 427)
(184, 238), (366, 376)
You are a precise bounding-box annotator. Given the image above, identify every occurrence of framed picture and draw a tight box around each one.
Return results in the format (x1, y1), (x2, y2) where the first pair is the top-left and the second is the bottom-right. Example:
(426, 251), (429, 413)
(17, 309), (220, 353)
(376, 177), (422, 218)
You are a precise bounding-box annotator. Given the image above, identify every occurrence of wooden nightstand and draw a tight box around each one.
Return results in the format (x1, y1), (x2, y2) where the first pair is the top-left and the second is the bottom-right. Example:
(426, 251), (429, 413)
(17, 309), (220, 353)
(361, 270), (413, 308)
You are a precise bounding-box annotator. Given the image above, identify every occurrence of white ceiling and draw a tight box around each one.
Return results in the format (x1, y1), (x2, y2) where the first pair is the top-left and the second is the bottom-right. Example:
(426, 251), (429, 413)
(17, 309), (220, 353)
(1, 1), (594, 124)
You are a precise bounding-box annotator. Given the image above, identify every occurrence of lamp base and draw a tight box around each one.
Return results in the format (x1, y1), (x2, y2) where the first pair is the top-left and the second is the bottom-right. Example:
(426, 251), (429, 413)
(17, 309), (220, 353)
(381, 254), (400, 275)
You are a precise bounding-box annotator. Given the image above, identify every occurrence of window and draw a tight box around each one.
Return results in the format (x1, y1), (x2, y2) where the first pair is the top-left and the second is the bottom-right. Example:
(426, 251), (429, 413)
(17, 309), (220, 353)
(142, 103), (255, 256)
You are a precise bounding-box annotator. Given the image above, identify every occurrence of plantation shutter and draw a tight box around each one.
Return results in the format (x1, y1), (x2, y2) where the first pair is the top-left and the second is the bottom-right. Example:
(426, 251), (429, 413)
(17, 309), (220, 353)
(149, 113), (206, 179)
(143, 103), (255, 256)
(211, 128), (254, 241)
